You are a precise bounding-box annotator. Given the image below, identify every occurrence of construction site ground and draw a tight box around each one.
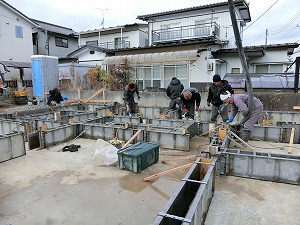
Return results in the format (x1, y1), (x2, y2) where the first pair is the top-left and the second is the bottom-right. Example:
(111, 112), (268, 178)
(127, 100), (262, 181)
(0, 134), (300, 225)
(0, 104), (300, 224)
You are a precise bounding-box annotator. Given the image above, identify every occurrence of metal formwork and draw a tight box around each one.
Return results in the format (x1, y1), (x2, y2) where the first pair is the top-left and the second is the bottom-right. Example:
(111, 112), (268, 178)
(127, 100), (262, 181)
(153, 158), (217, 225)
(39, 124), (77, 148)
(139, 106), (163, 118)
(0, 132), (26, 163)
(252, 125), (282, 142)
(113, 116), (140, 124)
(36, 120), (62, 129)
(146, 128), (190, 151)
(220, 149), (300, 185)
(79, 123), (144, 143)
(0, 119), (25, 134)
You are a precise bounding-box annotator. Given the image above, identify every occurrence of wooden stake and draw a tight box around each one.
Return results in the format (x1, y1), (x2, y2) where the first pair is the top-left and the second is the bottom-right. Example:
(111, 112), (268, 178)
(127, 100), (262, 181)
(143, 163), (193, 182)
(122, 129), (142, 149)
(288, 128), (295, 154)
(77, 88), (81, 100)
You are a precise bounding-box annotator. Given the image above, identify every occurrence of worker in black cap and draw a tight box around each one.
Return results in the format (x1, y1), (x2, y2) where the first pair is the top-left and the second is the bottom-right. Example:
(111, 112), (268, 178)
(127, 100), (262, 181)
(207, 74), (234, 122)
(166, 77), (184, 117)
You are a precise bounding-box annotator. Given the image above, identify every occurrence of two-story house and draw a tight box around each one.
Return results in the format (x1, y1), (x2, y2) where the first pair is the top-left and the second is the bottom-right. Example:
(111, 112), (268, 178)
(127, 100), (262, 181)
(32, 19), (78, 61)
(101, 0), (298, 91)
(102, 0), (251, 90)
(0, 0), (39, 87)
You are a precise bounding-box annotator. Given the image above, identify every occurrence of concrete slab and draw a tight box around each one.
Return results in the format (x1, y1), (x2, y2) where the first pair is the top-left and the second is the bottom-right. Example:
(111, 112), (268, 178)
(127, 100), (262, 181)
(0, 138), (200, 225)
(205, 176), (300, 225)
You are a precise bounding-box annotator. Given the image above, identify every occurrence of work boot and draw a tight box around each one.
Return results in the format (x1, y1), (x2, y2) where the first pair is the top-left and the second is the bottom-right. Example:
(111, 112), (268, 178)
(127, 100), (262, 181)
(242, 130), (251, 142)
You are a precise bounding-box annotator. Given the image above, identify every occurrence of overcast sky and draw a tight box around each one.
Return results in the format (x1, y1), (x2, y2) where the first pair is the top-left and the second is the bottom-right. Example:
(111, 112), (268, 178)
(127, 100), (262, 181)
(4, 0), (300, 47)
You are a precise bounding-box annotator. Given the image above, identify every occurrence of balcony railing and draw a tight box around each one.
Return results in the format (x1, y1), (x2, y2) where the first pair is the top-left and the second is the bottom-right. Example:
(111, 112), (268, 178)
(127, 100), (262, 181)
(98, 40), (130, 50)
(151, 22), (220, 44)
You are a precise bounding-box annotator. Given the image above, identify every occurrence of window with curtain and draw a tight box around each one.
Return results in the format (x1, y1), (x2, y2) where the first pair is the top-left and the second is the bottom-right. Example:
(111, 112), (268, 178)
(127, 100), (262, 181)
(15, 26), (23, 38)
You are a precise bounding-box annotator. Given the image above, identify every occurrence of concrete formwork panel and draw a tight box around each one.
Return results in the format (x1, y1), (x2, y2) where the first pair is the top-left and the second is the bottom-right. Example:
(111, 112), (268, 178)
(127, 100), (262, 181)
(222, 149), (300, 185)
(199, 109), (211, 122)
(139, 107), (163, 119)
(147, 129), (190, 151)
(113, 116), (140, 124)
(252, 125), (282, 142)
(79, 124), (144, 143)
(39, 124), (77, 148)
(154, 158), (217, 225)
(277, 122), (300, 143)
(0, 119), (25, 134)
(0, 133), (26, 163)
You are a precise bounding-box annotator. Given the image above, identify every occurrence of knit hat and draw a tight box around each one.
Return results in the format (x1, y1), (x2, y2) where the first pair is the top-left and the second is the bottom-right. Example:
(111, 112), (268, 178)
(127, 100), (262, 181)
(213, 74), (221, 82)
(172, 77), (177, 80)
(220, 91), (231, 101)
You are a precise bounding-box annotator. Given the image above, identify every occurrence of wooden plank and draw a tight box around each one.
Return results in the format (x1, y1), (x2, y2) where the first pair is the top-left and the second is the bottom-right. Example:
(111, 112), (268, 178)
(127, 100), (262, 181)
(77, 89), (81, 100)
(84, 88), (104, 103)
(200, 158), (213, 180)
(229, 131), (254, 151)
(288, 127), (295, 154)
(161, 155), (196, 164)
(293, 106), (300, 111)
(143, 163), (193, 182)
(122, 129), (142, 149)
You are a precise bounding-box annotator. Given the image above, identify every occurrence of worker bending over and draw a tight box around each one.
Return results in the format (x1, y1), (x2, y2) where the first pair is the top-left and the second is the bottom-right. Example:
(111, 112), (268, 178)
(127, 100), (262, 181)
(47, 88), (68, 106)
(220, 91), (263, 142)
(124, 82), (140, 116)
(180, 87), (201, 119)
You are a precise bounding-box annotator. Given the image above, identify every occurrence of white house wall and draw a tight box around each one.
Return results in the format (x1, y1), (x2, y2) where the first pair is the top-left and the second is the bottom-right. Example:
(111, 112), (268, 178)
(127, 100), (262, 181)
(80, 30), (145, 48)
(78, 51), (106, 66)
(0, 5), (33, 62)
(190, 51), (213, 84)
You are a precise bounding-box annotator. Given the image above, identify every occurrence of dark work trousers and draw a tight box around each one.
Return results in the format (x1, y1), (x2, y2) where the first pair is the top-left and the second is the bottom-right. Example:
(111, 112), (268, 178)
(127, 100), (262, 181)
(125, 99), (137, 115)
(211, 104), (229, 122)
(185, 102), (195, 119)
(168, 97), (182, 114)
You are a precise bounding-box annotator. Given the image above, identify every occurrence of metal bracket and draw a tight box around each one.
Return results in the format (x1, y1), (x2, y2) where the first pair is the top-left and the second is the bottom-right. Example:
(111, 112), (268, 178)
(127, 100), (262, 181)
(182, 178), (207, 184)
(158, 212), (192, 223)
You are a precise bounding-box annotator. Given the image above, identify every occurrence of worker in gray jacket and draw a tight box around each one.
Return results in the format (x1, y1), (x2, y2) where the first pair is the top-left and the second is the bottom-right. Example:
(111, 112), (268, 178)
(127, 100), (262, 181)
(220, 91), (263, 142)
(166, 77), (184, 116)
(180, 87), (201, 119)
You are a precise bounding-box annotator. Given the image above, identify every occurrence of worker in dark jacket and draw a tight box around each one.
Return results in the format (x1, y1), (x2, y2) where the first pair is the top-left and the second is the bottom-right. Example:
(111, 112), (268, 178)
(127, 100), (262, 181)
(220, 91), (263, 142)
(47, 88), (65, 106)
(166, 77), (184, 114)
(180, 87), (201, 119)
(207, 74), (234, 122)
(124, 82), (140, 116)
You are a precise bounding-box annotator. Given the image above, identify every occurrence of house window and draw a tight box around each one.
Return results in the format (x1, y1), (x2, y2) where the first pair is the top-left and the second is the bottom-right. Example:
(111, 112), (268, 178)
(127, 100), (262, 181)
(231, 68), (240, 73)
(256, 64), (283, 73)
(15, 26), (23, 38)
(135, 64), (188, 89)
(86, 40), (98, 47)
(55, 37), (68, 48)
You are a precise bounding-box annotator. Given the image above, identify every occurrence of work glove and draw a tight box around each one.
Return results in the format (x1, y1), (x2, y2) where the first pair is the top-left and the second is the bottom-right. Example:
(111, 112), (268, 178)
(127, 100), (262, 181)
(226, 116), (234, 123)
(183, 108), (187, 113)
(62, 96), (68, 101)
(195, 106), (199, 111)
(207, 102), (211, 107)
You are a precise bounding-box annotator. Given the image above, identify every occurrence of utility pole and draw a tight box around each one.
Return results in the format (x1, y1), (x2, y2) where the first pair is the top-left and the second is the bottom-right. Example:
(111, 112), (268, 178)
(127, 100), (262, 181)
(265, 29), (268, 45)
(228, 0), (253, 116)
(96, 8), (108, 28)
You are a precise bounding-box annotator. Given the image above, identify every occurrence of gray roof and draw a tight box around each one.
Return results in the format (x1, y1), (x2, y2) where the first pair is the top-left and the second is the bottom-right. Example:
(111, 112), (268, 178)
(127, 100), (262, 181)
(0, 61), (31, 69)
(67, 45), (106, 58)
(32, 19), (76, 36)
(137, 0), (248, 21)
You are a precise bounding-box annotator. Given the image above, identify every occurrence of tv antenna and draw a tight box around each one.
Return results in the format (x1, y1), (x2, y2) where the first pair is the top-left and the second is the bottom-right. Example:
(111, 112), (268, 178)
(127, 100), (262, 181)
(96, 8), (108, 28)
